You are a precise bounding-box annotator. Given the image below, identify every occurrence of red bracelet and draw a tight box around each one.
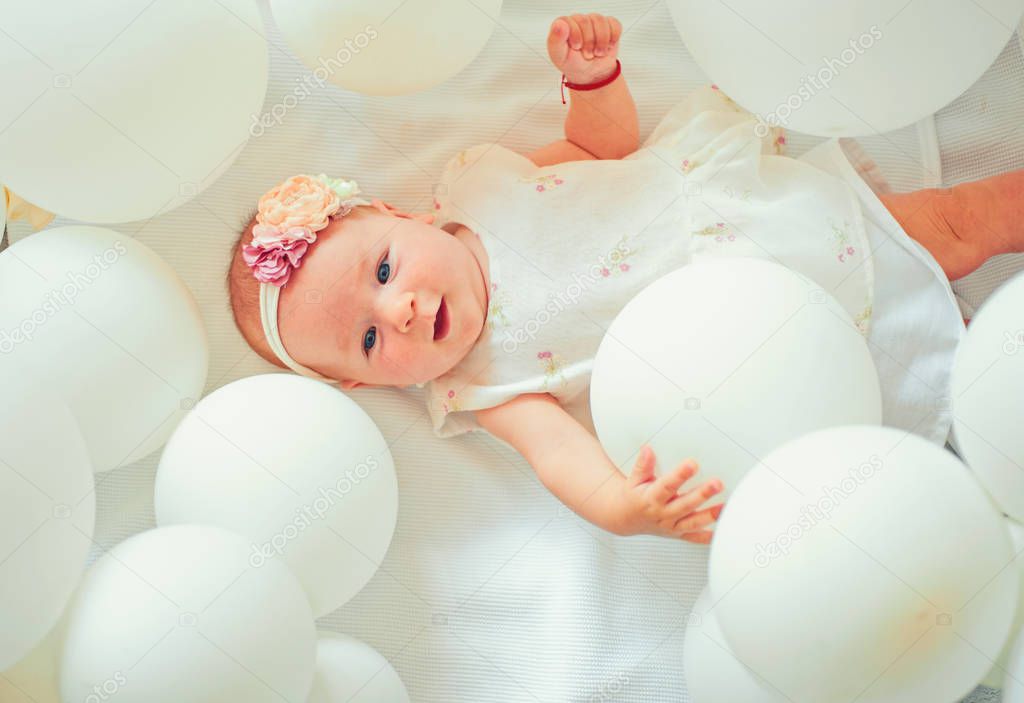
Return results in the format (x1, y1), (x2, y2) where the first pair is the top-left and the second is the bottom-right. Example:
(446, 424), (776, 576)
(561, 59), (622, 104)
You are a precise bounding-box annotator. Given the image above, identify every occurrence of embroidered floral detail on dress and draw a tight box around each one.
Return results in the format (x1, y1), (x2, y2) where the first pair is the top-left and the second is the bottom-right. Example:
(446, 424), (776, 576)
(771, 129), (786, 155)
(723, 185), (752, 201)
(487, 282), (512, 329)
(442, 388), (462, 415)
(854, 304), (873, 336)
(681, 158), (700, 173)
(537, 350), (567, 391)
(693, 222), (738, 243)
(828, 219), (857, 263)
(520, 174), (565, 192)
(598, 237), (637, 278)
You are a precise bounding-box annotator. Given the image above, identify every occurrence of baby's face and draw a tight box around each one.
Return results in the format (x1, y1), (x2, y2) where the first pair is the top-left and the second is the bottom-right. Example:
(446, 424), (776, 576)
(278, 209), (489, 388)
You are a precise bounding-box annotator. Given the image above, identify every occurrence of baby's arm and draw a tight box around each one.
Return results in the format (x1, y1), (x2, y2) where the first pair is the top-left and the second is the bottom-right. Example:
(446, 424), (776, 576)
(476, 393), (723, 541)
(527, 15), (640, 166)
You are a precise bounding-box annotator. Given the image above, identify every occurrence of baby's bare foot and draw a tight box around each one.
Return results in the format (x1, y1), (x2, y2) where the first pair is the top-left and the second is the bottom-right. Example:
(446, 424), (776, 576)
(881, 170), (1024, 280)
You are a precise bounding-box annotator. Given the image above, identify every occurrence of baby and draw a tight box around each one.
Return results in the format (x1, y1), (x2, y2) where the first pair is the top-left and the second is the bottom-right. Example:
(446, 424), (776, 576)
(229, 14), (1024, 543)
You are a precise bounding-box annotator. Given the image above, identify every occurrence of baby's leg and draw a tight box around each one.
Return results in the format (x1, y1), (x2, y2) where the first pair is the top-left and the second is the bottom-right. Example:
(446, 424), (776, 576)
(879, 170), (1024, 280)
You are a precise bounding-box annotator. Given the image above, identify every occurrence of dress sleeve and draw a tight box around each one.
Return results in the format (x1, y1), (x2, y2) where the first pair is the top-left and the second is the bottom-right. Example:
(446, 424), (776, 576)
(642, 85), (786, 161)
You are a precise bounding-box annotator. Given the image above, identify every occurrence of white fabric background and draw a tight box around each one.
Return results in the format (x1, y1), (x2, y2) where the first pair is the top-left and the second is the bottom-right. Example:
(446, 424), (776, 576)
(6, 2), (1024, 701)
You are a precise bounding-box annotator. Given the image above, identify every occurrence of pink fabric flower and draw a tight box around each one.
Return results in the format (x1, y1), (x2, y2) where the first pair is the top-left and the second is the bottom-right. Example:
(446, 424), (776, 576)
(250, 224), (316, 248)
(537, 351), (552, 359)
(243, 238), (311, 286)
(257, 175), (340, 232)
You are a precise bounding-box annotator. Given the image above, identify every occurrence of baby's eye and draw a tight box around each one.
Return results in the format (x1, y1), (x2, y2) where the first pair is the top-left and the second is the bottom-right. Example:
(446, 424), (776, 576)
(376, 255), (391, 284)
(363, 326), (377, 354)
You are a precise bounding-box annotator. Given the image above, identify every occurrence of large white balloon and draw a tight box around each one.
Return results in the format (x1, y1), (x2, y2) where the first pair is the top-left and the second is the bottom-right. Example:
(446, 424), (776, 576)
(709, 426), (1017, 703)
(981, 519), (1024, 690)
(1003, 542), (1024, 703)
(667, 0), (1024, 137)
(270, 0), (502, 96)
(0, 374), (94, 671)
(0, 226), (208, 472)
(155, 374), (398, 617)
(0, 0), (267, 223)
(60, 525), (317, 703)
(308, 632), (410, 703)
(684, 588), (787, 703)
(590, 258), (881, 500)
(0, 612), (69, 703)
(951, 271), (1024, 520)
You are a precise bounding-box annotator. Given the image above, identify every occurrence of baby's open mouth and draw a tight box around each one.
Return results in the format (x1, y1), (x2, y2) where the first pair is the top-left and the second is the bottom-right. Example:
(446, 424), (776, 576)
(433, 296), (450, 341)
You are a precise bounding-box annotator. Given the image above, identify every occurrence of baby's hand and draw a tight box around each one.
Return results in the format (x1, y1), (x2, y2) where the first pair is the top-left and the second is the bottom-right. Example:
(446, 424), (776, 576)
(547, 14), (622, 86)
(616, 445), (724, 543)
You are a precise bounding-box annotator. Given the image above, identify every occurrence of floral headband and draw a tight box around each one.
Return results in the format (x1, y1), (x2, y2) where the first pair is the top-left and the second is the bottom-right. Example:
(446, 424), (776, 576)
(243, 174), (434, 381)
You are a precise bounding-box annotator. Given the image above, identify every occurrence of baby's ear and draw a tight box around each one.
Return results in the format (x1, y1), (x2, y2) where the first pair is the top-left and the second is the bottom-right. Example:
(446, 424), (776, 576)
(339, 379), (363, 390)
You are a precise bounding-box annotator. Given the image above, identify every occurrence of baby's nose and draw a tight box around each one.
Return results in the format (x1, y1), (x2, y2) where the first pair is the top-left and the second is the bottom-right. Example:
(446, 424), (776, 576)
(384, 290), (418, 333)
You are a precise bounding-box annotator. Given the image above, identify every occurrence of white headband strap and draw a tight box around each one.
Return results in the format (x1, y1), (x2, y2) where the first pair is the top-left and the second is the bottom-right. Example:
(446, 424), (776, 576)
(258, 283), (335, 383)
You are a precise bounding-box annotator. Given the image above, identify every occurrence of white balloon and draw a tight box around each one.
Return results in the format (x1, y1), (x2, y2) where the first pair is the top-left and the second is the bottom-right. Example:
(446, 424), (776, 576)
(590, 258), (881, 500)
(60, 525), (317, 703)
(709, 425), (1017, 703)
(270, 0), (502, 96)
(951, 271), (1024, 520)
(0, 374), (94, 671)
(308, 632), (410, 703)
(667, 0), (1024, 137)
(1002, 549), (1024, 703)
(0, 612), (69, 703)
(684, 589), (787, 703)
(155, 374), (398, 617)
(0, 0), (268, 223)
(981, 519), (1024, 690)
(0, 225), (208, 472)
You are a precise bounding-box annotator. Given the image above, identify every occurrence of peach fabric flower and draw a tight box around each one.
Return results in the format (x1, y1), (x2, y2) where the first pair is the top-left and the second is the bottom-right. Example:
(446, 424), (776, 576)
(256, 175), (340, 232)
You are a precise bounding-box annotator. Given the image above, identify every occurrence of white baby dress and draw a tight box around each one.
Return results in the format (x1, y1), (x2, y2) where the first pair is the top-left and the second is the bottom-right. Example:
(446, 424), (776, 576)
(425, 86), (964, 445)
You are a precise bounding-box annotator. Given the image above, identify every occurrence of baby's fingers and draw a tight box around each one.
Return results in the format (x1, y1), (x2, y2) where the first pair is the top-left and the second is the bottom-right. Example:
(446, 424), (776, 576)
(651, 459), (699, 503)
(590, 13), (610, 57)
(547, 17), (573, 65)
(681, 530), (714, 545)
(668, 477), (724, 515)
(573, 13), (596, 59)
(563, 16), (583, 51)
(609, 16), (622, 46)
(673, 503), (724, 534)
(628, 445), (656, 487)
